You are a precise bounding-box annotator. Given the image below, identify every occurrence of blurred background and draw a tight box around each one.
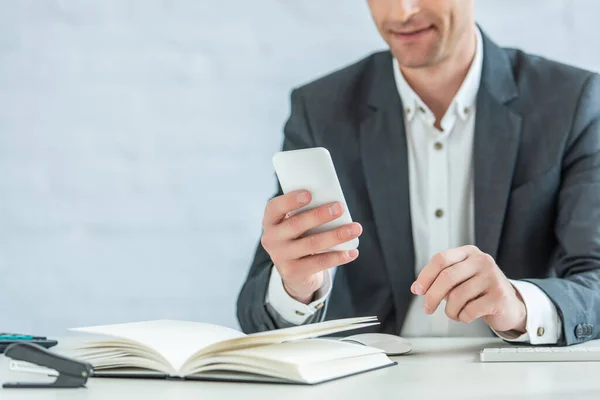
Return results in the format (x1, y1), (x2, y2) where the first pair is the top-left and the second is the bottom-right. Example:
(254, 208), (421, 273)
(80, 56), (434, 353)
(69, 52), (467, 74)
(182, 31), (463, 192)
(1, 0), (599, 335)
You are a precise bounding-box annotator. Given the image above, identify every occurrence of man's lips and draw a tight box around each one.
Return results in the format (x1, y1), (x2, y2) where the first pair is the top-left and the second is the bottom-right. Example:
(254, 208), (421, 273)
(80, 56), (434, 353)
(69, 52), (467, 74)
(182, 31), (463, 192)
(390, 25), (434, 41)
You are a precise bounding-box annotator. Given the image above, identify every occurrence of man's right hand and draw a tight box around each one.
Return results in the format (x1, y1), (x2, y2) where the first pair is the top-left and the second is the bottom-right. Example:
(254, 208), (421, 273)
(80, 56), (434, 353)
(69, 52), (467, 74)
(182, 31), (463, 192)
(261, 190), (363, 304)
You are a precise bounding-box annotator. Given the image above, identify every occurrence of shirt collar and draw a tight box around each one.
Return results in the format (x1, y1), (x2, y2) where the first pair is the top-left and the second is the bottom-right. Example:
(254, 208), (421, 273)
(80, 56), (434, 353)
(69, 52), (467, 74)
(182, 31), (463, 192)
(393, 26), (484, 123)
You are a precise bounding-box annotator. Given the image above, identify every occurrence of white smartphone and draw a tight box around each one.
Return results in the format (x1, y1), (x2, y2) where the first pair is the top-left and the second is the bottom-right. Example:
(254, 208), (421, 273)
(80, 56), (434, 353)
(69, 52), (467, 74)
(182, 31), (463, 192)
(272, 147), (358, 252)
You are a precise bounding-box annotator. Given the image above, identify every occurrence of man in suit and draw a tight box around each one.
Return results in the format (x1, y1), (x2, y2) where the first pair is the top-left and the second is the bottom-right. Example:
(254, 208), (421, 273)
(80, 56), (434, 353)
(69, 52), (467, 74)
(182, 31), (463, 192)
(237, 0), (600, 345)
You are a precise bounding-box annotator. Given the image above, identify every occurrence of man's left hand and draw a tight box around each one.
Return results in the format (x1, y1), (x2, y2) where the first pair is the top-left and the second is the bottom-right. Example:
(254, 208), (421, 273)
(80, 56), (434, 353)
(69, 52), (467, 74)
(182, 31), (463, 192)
(411, 245), (527, 333)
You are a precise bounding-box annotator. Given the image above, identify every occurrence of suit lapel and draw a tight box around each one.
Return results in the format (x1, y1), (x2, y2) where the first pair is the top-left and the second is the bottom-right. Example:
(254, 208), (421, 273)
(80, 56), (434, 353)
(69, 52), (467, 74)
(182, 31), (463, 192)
(474, 33), (522, 259)
(359, 54), (415, 333)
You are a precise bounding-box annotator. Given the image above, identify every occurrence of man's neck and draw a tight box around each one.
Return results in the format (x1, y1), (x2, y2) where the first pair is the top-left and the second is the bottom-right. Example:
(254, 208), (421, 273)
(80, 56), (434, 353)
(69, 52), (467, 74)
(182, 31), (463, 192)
(400, 26), (477, 128)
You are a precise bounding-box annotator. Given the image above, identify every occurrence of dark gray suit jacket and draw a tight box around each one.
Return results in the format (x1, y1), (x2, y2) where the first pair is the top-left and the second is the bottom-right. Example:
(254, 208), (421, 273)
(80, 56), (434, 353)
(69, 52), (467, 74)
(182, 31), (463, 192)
(237, 31), (600, 345)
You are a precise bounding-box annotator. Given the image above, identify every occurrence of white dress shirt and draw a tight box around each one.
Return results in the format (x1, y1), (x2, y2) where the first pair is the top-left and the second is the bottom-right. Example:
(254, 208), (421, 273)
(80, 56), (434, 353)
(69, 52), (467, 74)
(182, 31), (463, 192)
(266, 28), (561, 344)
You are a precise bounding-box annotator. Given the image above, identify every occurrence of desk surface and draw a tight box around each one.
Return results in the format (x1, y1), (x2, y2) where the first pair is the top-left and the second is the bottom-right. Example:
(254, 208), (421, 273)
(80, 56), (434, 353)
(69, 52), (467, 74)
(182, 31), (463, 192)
(1, 337), (599, 400)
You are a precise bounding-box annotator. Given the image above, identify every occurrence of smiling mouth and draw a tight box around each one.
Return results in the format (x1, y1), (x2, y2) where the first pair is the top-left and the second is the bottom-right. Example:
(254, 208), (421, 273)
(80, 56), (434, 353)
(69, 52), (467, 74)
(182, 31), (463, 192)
(390, 25), (434, 41)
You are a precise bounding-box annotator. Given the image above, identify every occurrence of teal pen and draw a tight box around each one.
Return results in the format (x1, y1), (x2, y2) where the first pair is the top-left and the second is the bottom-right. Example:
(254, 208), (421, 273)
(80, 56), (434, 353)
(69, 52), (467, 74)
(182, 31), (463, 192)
(0, 335), (45, 340)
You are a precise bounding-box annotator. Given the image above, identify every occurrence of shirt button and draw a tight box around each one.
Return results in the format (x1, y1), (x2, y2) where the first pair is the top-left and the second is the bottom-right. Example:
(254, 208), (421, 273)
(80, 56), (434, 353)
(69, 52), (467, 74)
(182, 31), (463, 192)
(315, 302), (324, 310)
(435, 209), (444, 218)
(434, 142), (443, 150)
(464, 107), (470, 114)
(295, 310), (306, 316)
(418, 106), (426, 113)
(537, 327), (545, 337)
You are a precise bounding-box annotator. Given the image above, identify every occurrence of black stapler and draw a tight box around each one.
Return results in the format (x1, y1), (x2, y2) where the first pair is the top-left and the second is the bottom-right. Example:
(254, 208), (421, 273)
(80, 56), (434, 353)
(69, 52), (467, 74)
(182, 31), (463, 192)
(2, 342), (93, 389)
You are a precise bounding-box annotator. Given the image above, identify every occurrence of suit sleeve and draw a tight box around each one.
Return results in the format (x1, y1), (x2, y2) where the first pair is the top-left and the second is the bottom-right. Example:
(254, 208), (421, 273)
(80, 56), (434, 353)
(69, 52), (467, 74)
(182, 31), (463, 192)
(236, 88), (319, 333)
(524, 73), (600, 345)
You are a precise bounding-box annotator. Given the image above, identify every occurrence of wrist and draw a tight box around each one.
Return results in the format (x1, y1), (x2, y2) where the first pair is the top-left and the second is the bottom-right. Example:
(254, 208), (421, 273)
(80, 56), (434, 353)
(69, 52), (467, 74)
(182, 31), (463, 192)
(283, 282), (315, 304)
(512, 285), (527, 333)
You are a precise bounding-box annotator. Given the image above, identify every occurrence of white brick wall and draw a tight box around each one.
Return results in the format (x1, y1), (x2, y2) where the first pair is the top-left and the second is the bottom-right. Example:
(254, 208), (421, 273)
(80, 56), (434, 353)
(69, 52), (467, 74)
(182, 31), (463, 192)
(1, 0), (598, 334)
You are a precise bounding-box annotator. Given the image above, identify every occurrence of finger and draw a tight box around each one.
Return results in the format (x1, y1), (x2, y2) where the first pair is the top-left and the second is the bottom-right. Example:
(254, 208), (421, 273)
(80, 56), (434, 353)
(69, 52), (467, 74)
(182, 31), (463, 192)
(290, 249), (359, 276)
(444, 274), (490, 321)
(422, 258), (480, 315)
(272, 201), (344, 240)
(263, 190), (311, 227)
(458, 294), (497, 324)
(412, 245), (480, 295)
(286, 223), (363, 259)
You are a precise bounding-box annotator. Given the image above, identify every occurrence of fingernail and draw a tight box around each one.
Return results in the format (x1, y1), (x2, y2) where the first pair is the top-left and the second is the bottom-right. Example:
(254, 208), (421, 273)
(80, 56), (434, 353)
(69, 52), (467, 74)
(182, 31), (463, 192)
(414, 283), (424, 295)
(424, 304), (432, 314)
(347, 223), (360, 236)
(329, 203), (341, 216)
(297, 192), (310, 205)
(348, 249), (359, 259)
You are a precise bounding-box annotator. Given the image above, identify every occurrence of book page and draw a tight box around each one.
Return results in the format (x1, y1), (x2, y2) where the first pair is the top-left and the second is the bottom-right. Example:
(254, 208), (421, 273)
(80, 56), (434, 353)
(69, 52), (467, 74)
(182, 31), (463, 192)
(187, 339), (391, 384)
(248, 316), (379, 339)
(213, 338), (383, 364)
(190, 316), (379, 359)
(71, 320), (245, 372)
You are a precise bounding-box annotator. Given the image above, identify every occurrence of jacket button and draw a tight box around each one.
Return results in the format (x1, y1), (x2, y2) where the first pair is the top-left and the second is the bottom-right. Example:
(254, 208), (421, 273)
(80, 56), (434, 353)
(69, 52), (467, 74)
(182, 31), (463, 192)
(575, 324), (585, 338)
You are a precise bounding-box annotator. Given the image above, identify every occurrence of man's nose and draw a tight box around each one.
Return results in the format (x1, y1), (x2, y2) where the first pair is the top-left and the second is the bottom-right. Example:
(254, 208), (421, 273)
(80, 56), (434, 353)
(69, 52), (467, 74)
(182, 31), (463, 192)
(391, 0), (421, 23)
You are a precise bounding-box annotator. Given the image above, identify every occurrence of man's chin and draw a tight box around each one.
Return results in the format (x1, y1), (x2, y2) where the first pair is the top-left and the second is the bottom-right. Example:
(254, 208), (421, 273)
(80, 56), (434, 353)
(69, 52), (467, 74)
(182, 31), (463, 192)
(393, 53), (439, 69)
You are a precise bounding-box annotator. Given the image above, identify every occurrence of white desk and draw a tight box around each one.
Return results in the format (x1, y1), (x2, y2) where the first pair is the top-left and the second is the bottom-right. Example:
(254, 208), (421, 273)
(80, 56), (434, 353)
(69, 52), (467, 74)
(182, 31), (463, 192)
(1, 337), (600, 400)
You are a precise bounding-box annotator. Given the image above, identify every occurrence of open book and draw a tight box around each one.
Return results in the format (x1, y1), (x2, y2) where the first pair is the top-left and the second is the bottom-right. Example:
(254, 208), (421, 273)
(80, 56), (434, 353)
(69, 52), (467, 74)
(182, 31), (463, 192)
(68, 316), (395, 385)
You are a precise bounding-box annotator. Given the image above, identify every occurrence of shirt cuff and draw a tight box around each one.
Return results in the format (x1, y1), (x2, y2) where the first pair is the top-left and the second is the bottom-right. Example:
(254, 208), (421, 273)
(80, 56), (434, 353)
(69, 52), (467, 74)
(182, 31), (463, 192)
(264, 265), (332, 325)
(492, 280), (562, 345)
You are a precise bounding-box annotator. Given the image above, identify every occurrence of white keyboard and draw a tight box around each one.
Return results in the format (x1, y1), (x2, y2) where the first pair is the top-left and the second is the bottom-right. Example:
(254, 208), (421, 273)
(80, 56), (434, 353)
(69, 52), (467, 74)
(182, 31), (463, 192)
(480, 346), (600, 362)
